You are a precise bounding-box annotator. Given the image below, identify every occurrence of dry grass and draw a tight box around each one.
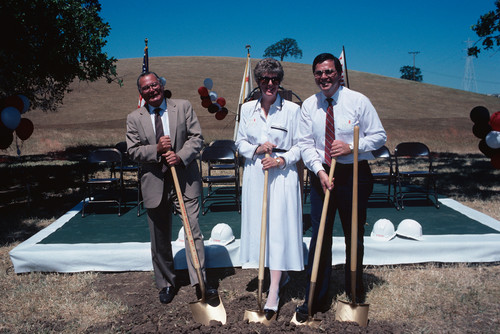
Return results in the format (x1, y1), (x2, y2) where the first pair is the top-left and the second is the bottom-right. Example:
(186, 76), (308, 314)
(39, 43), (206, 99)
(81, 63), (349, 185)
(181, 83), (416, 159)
(1, 56), (500, 332)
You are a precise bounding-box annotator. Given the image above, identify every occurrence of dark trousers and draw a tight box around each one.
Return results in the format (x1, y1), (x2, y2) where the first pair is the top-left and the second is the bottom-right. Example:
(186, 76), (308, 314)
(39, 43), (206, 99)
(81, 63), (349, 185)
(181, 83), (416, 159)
(305, 161), (373, 309)
(146, 175), (206, 290)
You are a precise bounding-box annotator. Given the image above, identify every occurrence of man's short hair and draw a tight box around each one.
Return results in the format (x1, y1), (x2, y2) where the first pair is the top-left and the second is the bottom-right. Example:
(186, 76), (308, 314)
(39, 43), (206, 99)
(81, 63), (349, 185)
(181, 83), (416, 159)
(137, 71), (162, 93)
(312, 53), (342, 74)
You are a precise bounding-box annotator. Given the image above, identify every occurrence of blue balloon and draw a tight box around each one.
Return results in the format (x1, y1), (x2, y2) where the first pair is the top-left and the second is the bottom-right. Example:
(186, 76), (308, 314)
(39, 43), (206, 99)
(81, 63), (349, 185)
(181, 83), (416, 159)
(18, 95), (30, 113)
(203, 78), (213, 90)
(1, 107), (21, 130)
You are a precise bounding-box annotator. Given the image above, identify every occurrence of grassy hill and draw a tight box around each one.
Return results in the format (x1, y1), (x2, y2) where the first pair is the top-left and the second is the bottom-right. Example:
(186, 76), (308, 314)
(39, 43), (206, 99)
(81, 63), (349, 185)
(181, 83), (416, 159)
(14, 56), (500, 155)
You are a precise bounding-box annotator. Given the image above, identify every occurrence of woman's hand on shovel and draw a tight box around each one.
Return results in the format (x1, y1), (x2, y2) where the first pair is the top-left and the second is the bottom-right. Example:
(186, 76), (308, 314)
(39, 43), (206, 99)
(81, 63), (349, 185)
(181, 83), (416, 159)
(318, 170), (334, 193)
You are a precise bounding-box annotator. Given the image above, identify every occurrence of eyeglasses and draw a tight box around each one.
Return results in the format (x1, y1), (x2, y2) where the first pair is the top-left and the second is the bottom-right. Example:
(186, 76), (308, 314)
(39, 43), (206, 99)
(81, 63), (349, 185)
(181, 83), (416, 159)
(141, 81), (160, 92)
(314, 69), (337, 78)
(258, 76), (280, 86)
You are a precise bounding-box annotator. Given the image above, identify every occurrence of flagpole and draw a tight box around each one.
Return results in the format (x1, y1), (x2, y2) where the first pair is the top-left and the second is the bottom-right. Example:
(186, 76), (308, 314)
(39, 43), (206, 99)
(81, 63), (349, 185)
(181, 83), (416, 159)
(233, 45), (252, 141)
(343, 45), (349, 88)
(138, 38), (149, 108)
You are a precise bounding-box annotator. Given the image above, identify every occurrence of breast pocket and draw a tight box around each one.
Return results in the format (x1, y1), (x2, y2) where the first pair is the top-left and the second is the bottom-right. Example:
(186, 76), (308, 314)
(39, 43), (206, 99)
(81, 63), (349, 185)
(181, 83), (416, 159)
(336, 115), (356, 137)
(269, 124), (288, 147)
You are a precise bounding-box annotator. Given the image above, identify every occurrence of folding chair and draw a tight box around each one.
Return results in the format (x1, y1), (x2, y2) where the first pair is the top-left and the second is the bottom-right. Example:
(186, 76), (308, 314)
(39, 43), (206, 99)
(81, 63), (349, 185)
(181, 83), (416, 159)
(370, 145), (398, 208)
(82, 148), (124, 217)
(394, 142), (439, 209)
(115, 141), (143, 216)
(199, 144), (240, 215)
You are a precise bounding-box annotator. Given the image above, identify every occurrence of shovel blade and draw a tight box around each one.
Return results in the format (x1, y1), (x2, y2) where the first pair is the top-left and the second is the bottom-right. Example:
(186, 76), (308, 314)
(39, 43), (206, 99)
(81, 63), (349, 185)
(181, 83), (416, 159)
(290, 312), (321, 328)
(335, 299), (369, 327)
(243, 309), (276, 325)
(189, 297), (227, 325)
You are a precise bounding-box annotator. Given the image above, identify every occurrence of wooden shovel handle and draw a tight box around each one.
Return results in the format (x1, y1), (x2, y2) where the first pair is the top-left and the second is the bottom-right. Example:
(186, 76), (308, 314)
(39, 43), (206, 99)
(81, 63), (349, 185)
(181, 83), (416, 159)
(308, 158), (336, 316)
(350, 126), (360, 301)
(170, 165), (205, 300)
(257, 153), (270, 310)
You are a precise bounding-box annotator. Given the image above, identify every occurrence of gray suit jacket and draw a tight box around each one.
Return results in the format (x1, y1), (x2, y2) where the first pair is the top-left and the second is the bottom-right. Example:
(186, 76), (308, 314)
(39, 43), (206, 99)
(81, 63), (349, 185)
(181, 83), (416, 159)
(126, 98), (203, 209)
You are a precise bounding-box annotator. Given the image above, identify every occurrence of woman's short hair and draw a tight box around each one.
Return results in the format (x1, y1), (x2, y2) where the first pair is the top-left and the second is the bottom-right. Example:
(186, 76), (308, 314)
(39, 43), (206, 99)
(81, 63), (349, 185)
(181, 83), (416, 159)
(254, 58), (284, 84)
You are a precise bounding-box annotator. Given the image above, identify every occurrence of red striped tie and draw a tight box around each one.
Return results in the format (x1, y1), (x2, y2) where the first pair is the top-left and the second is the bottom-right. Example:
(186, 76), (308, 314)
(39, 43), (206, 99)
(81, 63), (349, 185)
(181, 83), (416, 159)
(325, 98), (334, 166)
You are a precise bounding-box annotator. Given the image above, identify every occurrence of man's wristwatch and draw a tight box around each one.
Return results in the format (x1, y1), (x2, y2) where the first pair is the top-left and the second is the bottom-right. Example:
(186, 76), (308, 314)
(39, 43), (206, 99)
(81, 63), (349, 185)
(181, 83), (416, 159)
(349, 143), (354, 152)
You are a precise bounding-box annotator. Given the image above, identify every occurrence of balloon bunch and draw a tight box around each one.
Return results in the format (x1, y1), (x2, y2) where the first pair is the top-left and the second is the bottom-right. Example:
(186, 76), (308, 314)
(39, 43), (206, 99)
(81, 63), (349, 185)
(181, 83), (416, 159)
(0, 94), (34, 150)
(197, 78), (229, 120)
(470, 106), (500, 169)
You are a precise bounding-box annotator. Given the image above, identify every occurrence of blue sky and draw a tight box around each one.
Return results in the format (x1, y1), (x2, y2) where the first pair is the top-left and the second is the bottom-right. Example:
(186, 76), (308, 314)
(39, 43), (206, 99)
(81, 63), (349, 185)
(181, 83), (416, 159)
(100, 0), (499, 95)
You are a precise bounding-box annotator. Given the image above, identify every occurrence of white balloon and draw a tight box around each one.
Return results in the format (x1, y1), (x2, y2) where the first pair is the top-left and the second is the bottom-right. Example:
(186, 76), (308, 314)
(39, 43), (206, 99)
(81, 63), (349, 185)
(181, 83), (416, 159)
(485, 130), (500, 149)
(209, 91), (218, 101)
(203, 78), (213, 90)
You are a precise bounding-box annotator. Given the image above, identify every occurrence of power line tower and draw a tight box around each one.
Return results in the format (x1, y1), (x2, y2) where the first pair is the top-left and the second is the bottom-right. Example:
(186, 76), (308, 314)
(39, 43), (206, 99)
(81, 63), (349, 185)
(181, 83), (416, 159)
(408, 51), (420, 81)
(462, 39), (478, 93)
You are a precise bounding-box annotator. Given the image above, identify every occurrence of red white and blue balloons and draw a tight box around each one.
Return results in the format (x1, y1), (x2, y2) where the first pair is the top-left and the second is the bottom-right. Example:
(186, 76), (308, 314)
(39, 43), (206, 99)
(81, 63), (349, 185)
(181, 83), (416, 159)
(197, 78), (229, 120)
(0, 94), (34, 149)
(470, 106), (500, 169)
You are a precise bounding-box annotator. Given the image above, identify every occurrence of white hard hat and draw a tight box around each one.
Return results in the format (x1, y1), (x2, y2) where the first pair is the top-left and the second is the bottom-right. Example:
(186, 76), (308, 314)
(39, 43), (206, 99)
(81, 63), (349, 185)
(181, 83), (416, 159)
(175, 227), (185, 246)
(209, 223), (235, 246)
(370, 219), (396, 241)
(396, 219), (423, 240)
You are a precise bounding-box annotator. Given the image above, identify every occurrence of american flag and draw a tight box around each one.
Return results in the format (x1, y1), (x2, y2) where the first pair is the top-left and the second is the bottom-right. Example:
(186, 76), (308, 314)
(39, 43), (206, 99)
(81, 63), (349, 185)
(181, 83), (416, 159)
(137, 39), (149, 108)
(339, 46), (349, 88)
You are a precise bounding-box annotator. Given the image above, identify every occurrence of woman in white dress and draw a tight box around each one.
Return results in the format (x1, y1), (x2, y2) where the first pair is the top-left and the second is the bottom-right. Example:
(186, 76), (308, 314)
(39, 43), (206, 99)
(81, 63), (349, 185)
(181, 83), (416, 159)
(236, 58), (303, 318)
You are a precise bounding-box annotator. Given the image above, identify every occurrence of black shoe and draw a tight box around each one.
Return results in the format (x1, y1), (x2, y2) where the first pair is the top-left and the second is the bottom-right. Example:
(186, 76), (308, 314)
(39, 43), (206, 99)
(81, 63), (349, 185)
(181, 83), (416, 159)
(264, 308), (277, 321)
(195, 284), (218, 300)
(159, 286), (176, 304)
(295, 303), (309, 323)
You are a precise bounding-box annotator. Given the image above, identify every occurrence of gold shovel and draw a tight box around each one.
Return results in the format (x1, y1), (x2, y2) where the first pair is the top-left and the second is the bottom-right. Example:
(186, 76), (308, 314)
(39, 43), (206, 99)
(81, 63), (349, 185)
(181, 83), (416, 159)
(170, 165), (227, 325)
(243, 153), (276, 325)
(291, 158), (337, 328)
(335, 125), (369, 327)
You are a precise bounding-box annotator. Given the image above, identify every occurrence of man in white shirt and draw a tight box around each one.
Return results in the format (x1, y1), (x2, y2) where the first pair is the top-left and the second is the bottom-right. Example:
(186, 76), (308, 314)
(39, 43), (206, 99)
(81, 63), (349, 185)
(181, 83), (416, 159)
(296, 53), (386, 320)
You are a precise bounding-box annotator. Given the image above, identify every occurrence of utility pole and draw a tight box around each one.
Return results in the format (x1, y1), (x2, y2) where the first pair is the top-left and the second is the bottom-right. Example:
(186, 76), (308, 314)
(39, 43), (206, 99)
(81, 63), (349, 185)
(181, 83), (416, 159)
(408, 51), (420, 81)
(462, 39), (478, 92)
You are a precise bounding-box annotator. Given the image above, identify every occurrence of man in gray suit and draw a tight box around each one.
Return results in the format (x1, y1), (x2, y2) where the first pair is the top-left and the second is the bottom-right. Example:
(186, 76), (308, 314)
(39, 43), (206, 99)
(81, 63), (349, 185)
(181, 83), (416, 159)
(126, 71), (214, 304)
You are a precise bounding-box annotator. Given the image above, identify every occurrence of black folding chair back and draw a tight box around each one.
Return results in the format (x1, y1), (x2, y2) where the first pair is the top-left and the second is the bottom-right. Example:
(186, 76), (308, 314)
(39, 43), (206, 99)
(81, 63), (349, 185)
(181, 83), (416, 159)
(394, 142), (439, 209)
(115, 141), (143, 216)
(370, 145), (398, 208)
(199, 144), (240, 215)
(82, 148), (124, 217)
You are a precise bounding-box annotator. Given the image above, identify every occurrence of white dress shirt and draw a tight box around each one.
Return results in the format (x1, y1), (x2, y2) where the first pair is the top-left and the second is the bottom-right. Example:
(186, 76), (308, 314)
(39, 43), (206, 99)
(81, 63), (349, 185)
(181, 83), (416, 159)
(147, 100), (169, 136)
(299, 86), (386, 175)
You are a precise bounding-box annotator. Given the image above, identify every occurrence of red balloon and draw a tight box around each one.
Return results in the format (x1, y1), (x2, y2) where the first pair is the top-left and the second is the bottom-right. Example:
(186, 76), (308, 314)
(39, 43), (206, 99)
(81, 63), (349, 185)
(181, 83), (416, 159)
(215, 108), (228, 120)
(490, 111), (500, 131)
(5, 95), (24, 112)
(15, 118), (34, 140)
(216, 97), (226, 107)
(0, 127), (13, 149)
(491, 154), (500, 169)
(198, 86), (209, 97)
(201, 97), (212, 108)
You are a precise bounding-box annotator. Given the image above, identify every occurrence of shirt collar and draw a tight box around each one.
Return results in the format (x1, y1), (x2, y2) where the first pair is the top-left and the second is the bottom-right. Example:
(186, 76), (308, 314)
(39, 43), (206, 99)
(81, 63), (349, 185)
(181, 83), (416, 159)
(322, 85), (342, 105)
(251, 94), (283, 116)
(147, 99), (167, 114)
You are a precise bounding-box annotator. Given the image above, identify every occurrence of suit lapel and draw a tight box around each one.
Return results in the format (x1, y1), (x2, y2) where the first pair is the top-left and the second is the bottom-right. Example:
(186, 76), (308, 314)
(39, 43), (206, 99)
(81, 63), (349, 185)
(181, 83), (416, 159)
(139, 106), (157, 144)
(166, 99), (178, 149)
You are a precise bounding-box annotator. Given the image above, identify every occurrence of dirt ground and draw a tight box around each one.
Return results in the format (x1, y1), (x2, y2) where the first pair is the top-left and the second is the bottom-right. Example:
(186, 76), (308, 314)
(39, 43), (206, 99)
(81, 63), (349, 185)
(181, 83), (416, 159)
(86, 269), (410, 333)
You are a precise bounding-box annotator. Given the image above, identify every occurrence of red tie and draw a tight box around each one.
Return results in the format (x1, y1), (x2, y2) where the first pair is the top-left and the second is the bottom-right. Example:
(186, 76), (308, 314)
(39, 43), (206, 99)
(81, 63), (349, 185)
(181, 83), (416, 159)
(325, 98), (334, 166)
